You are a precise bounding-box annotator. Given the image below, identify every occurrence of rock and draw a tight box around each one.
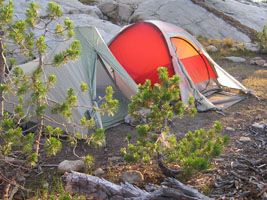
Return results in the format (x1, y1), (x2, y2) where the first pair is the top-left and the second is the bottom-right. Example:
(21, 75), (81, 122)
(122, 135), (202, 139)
(121, 170), (144, 184)
(250, 59), (257, 65)
(244, 43), (260, 52)
(239, 136), (251, 142)
(109, 156), (123, 162)
(263, 63), (267, 67)
(206, 45), (218, 52)
(203, 0), (267, 32)
(130, 0), (250, 42)
(226, 127), (235, 132)
(225, 56), (246, 62)
(58, 160), (84, 174)
(250, 57), (263, 64)
(11, 0), (121, 63)
(93, 168), (105, 176)
(252, 57), (263, 60)
(117, 3), (133, 22)
(255, 59), (266, 66)
(252, 121), (266, 133)
(98, 1), (133, 24)
(13, 0), (121, 47)
(250, 57), (266, 66)
(98, 1), (117, 14)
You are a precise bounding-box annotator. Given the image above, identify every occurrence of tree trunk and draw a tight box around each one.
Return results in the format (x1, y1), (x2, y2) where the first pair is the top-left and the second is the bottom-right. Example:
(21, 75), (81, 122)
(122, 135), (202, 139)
(0, 39), (6, 123)
(157, 153), (182, 177)
(64, 171), (213, 200)
(33, 117), (44, 155)
(32, 55), (45, 156)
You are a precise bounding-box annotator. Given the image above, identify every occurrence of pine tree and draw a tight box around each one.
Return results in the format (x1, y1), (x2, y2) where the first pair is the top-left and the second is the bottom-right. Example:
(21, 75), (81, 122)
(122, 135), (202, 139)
(0, 1), (117, 198)
(121, 67), (229, 178)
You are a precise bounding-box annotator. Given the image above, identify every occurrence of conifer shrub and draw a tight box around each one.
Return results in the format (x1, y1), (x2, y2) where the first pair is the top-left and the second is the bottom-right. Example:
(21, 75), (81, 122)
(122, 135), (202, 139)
(0, 1), (117, 198)
(256, 25), (267, 53)
(121, 67), (229, 178)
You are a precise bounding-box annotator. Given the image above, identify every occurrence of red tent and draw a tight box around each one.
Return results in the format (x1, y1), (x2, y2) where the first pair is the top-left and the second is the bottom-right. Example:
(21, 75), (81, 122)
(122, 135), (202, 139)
(109, 21), (249, 111)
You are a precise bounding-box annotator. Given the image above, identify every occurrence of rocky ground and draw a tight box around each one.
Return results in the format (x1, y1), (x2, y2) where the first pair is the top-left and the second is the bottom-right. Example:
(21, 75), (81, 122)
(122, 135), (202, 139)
(14, 54), (266, 199)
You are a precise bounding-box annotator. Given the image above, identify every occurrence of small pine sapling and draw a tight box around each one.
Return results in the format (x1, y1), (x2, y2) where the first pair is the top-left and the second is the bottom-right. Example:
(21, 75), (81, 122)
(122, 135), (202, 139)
(256, 25), (267, 53)
(121, 67), (229, 178)
(0, 1), (118, 198)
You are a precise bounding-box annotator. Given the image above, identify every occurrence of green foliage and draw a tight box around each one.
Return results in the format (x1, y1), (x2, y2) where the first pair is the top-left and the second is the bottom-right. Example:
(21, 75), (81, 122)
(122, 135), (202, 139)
(52, 88), (78, 118)
(98, 86), (119, 117)
(122, 67), (227, 178)
(256, 25), (267, 53)
(31, 174), (86, 200)
(0, 0), (13, 25)
(84, 155), (94, 174)
(129, 67), (196, 131)
(0, 116), (22, 155)
(27, 153), (38, 166)
(53, 40), (81, 66)
(80, 81), (88, 93)
(45, 137), (62, 156)
(86, 128), (105, 148)
(175, 121), (229, 176)
(22, 132), (34, 153)
(36, 36), (47, 54)
(0, 1), (118, 197)
(46, 2), (63, 18)
(25, 2), (39, 27)
(45, 126), (62, 138)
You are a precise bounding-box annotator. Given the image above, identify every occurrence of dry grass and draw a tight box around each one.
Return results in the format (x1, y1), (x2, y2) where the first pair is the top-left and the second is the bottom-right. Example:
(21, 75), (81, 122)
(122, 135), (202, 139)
(243, 69), (267, 98)
(222, 37), (235, 48)
(197, 36), (257, 59)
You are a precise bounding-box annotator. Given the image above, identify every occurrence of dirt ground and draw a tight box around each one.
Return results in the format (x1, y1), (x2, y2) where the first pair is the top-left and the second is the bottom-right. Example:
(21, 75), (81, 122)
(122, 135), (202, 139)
(2, 55), (265, 200)
(32, 57), (266, 199)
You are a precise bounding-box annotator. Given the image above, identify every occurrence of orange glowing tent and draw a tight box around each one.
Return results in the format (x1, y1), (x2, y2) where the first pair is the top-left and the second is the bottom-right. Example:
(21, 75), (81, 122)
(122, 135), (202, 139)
(109, 20), (250, 111)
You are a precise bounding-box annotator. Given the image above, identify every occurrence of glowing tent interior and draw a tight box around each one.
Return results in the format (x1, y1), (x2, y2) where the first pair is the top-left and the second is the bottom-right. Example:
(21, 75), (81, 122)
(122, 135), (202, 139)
(109, 20), (250, 111)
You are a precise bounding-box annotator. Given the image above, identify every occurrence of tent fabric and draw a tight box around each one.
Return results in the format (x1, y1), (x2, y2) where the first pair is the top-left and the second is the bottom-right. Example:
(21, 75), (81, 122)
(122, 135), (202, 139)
(171, 37), (217, 84)
(5, 26), (137, 134)
(109, 20), (249, 111)
(109, 22), (174, 86)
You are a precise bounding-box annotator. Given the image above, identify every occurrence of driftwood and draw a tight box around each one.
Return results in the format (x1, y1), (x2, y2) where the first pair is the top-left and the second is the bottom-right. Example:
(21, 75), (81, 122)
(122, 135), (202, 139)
(64, 171), (213, 200)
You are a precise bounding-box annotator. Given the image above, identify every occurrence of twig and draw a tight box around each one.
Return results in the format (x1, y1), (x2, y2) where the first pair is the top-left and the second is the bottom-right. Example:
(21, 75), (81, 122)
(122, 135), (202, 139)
(8, 186), (18, 200)
(257, 185), (267, 197)
(230, 171), (249, 181)
(0, 158), (31, 171)
(0, 171), (31, 192)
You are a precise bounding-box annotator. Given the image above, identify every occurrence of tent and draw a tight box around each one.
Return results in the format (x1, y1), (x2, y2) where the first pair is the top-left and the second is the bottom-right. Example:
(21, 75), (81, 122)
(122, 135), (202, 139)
(109, 20), (250, 111)
(6, 26), (137, 133)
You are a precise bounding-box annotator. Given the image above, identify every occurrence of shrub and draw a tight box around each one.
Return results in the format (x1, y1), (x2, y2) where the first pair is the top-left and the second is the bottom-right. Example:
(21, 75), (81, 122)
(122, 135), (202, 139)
(222, 37), (235, 48)
(0, 1), (117, 198)
(121, 67), (229, 178)
(256, 25), (267, 53)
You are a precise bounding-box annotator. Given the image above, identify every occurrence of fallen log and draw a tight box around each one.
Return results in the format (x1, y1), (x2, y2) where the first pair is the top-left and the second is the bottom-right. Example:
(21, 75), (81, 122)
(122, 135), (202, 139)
(64, 171), (213, 200)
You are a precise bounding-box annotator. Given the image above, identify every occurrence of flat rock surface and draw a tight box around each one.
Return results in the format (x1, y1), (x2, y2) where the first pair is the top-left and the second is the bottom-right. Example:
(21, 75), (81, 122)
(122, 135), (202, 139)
(13, 0), (121, 43)
(225, 56), (247, 62)
(204, 0), (267, 31)
(129, 0), (251, 42)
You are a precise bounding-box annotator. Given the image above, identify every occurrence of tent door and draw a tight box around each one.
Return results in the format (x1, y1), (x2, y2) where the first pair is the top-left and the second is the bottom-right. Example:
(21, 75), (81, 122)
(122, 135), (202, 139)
(95, 56), (130, 128)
